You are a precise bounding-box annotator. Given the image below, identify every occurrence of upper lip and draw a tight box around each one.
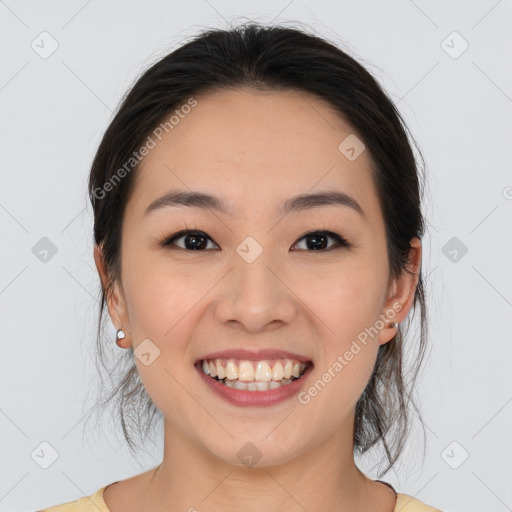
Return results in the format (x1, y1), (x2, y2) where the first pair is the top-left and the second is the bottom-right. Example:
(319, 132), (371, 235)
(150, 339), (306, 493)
(196, 349), (312, 363)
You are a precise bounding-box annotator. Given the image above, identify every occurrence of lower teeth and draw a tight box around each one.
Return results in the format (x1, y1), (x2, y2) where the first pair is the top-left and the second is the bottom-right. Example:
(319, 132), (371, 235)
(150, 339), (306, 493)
(214, 376), (299, 391)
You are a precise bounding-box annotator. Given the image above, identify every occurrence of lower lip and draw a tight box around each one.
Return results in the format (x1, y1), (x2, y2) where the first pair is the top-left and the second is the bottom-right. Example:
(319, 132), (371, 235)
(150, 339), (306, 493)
(195, 362), (313, 407)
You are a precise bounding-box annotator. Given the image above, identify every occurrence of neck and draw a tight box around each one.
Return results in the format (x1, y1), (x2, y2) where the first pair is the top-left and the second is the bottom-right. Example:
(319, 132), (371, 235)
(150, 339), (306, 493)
(145, 414), (375, 512)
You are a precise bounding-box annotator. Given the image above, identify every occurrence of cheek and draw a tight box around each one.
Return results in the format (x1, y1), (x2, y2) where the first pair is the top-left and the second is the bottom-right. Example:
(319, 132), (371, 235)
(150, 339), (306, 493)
(299, 260), (384, 333)
(301, 341), (378, 428)
(124, 269), (200, 415)
(298, 260), (384, 396)
(122, 246), (202, 329)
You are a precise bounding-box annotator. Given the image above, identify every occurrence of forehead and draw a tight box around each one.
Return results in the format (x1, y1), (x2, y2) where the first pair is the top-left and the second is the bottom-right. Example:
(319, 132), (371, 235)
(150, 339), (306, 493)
(128, 88), (380, 220)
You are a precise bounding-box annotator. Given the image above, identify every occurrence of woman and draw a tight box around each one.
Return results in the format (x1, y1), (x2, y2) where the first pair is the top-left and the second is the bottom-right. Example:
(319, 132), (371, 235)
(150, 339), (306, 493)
(39, 22), (441, 512)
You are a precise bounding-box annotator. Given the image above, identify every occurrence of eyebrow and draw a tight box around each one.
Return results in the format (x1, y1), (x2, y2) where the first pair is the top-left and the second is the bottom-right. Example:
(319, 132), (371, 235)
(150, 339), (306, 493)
(143, 189), (365, 218)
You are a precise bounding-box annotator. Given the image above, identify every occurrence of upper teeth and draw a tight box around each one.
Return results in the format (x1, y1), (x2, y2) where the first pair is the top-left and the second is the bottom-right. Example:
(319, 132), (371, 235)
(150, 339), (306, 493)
(201, 358), (308, 381)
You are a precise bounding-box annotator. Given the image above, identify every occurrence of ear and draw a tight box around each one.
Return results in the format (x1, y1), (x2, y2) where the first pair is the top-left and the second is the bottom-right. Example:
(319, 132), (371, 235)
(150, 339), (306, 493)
(93, 244), (130, 340)
(378, 237), (422, 345)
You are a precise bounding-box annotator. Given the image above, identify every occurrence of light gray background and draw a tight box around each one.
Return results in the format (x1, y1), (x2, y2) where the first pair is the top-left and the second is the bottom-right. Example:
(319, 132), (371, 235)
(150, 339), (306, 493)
(1, 1), (511, 511)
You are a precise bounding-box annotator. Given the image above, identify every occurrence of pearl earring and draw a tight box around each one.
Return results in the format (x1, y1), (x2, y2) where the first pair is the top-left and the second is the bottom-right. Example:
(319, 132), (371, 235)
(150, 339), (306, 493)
(389, 321), (399, 328)
(116, 329), (126, 347)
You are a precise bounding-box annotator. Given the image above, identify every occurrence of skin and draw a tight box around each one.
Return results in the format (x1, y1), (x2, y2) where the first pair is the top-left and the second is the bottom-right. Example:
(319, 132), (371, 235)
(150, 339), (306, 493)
(94, 88), (421, 512)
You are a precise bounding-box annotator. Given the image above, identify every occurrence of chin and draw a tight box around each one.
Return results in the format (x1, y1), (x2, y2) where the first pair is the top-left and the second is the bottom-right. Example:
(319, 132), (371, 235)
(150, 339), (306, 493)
(205, 434), (306, 469)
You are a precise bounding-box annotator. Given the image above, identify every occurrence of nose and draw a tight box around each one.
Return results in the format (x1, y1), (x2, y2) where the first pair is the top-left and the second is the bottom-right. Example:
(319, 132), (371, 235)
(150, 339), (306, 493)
(214, 249), (297, 333)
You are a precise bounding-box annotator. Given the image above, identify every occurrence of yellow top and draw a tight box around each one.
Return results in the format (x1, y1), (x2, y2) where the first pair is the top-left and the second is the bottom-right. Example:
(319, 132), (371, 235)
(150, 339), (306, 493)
(38, 481), (443, 511)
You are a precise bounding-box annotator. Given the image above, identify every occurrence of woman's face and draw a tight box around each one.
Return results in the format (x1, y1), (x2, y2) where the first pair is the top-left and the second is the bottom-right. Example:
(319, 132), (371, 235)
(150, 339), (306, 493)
(97, 88), (420, 466)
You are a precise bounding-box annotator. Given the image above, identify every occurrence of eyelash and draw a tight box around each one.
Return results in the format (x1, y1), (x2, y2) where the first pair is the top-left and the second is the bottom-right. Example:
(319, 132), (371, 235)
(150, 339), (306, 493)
(160, 229), (350, 252)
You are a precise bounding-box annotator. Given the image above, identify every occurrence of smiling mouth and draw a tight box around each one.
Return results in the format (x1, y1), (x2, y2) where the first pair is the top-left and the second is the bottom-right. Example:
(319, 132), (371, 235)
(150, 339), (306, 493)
(196, 357), (312, 392)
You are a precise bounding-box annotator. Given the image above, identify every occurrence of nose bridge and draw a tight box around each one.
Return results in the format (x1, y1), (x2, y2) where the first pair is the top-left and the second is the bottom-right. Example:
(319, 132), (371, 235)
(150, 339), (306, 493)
(214, 237), (295, 331)
(235, 242), (275, 293)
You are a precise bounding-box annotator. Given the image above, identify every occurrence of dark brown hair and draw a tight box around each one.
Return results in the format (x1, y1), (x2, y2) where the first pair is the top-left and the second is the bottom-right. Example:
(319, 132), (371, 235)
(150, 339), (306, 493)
(85, 22), (429, 477)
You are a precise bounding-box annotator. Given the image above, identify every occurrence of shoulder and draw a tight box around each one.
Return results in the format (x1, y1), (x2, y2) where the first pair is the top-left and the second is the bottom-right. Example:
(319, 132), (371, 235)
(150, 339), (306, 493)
(395, 493), (444, 511)
(37, 485), (110, 512)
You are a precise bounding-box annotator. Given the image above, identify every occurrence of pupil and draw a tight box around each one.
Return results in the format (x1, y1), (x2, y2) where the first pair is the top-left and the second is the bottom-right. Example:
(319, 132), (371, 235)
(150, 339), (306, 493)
(307, 234), (327, 250)
(186, 234), (207, 250)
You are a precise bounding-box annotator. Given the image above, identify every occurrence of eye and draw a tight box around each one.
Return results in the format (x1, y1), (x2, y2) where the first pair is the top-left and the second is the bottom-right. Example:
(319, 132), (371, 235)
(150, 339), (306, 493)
(160, 229), (350, 252)
(161, 230), (219, 251)
(292, 230), (349, 251)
